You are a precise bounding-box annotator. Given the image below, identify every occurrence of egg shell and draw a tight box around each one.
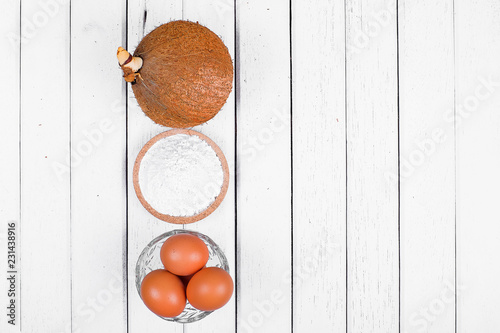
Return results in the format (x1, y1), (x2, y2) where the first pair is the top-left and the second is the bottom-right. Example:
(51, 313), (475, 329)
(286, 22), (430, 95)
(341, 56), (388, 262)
(140, 269), (186, 318)
(160, 234), (209, 276)
(186, 267), (234, 311)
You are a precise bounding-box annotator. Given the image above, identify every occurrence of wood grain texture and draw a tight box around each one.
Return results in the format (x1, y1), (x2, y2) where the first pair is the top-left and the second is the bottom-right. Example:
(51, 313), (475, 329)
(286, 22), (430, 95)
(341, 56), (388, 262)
(0, 1), (20, 332)
(455, 0), (500, 331)
(5, 1), (500, 332)
(19, 0), (72, 332)
(182, 0), (236, 332)
(126, 1), (184, 332)
(345, 0), (399, 331)
(291, 0), (347, 331)
(398, 1), (456, 332)
(70, 0), (128, 332)
(236, 0), (292, 332)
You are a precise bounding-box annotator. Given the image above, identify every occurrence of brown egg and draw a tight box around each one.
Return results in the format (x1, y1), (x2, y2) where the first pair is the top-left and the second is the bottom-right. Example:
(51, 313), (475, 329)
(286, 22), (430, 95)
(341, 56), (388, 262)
(160, 234), (209, 276)
(186, 267), (233, 311)
(140, 269), (186, 318)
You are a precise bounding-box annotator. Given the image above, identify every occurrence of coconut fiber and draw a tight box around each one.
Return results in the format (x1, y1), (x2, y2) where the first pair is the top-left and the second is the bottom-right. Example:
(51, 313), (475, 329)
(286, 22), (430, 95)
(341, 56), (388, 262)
(127, 20), (233, 128)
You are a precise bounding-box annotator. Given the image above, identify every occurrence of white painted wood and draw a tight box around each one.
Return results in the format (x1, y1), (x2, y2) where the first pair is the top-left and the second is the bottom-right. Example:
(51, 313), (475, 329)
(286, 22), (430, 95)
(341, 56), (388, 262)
(291, 0), (346, 332)
(0, 1), (21, 332)
(345, 0), (399, 331)
(4, 2), (500, 332)
(126, 1), (184, 332)
(181, 1), (236, 332)
(398, 1), (456, 332)
(70, 0), (127, 332)
(19, 1), (72, 332)
(236, 1), (292, 332)
(455, 0), (500, 331)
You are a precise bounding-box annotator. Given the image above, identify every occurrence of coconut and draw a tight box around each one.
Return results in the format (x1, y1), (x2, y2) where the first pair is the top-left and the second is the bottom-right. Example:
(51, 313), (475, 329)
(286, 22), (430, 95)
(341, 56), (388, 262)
(118, 20), (233, 128)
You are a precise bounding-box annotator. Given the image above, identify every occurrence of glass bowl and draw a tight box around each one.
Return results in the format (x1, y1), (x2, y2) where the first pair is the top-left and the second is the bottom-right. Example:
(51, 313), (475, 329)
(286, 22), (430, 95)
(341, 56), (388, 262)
(135, 229), (229, 323)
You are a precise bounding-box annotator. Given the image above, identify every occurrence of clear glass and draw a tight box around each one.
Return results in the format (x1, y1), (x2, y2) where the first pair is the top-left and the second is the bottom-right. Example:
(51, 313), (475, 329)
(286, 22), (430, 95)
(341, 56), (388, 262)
(135, 229), (229, 323)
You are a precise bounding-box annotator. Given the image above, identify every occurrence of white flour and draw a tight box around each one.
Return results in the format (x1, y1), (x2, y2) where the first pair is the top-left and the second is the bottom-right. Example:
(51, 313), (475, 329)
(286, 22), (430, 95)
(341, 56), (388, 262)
(139, 134), (224, 217)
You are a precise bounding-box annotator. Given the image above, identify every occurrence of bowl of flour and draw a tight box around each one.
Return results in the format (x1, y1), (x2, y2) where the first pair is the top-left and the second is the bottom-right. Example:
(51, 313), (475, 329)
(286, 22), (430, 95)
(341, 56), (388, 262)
(133, 129), (229, 224)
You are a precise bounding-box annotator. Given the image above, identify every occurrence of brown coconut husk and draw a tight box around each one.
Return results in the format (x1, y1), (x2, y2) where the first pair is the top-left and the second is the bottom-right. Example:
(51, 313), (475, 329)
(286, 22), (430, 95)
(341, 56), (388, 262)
(120, 20), (233, 128)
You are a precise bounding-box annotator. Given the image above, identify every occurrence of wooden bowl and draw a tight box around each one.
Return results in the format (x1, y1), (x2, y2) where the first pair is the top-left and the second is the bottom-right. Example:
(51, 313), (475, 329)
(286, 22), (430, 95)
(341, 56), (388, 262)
(133, 129), (229, 224)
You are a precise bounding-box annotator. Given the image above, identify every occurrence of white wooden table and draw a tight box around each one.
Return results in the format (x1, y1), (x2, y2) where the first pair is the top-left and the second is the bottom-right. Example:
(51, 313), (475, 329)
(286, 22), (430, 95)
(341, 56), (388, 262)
(1, 0), (499, 332)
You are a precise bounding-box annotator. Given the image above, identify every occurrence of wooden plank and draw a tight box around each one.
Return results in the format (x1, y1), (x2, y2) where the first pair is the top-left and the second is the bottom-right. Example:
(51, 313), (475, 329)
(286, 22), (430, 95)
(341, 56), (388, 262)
(398, 1), (456, 332)
(126, 1), (184, 332)
(291, 0), (346, 332)
(345, 0), (399, 331)
(455, 0), (500, 331)
(70, 0), (127, 331)
(236, 1), (292, 332)
(19, 0), (72, 332)
(0, 1), (21, 332)
(181, 0), (236, 332)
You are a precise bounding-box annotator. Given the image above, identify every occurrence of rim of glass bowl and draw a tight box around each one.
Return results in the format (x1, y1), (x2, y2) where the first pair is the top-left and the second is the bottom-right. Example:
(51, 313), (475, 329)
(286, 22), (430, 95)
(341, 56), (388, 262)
(135, 229), (230, 323)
